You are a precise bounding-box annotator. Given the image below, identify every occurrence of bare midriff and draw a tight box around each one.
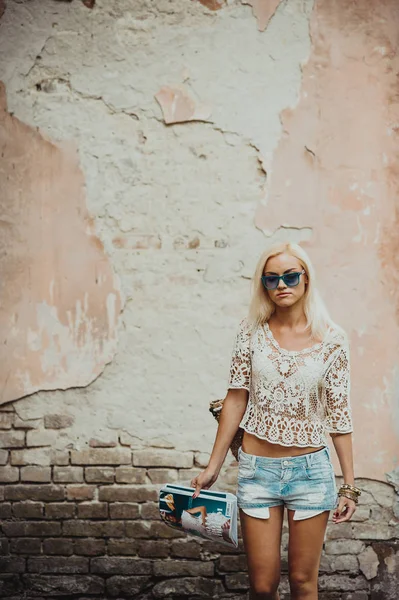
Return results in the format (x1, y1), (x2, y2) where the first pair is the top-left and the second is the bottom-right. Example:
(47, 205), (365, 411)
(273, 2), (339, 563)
(242, 430), (324, 458)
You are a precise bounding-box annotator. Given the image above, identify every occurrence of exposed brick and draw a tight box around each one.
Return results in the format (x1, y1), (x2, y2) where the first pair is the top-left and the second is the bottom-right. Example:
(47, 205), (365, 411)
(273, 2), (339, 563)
(149, 521), (185, 539)
(141, 501), (160, 520)
(133, 449), (193, 468)
(352, 522), (392, 540)
(138, 540), (170, 558)
(105, 575), (151, 597)
(0, 413), (13, 429)
(125, 521), (152, 539)
(43, 538), (73, 556)
(1, 521), (61, 537)
(22, 574), (104, 595)
(0, 502), (12, 518)
(4, 485), (65, 502)
(53, 466), (84, 483)
(21, 466), (51, 483)
(115, 466), (146, 484)
(27, 556), (89, 573)
(50, 450), (70, 466)
(12, 502), (43, 518)
(108, 539), (138, 556)
(178, 468), (201, 482)
(329, 554), (359, 574)
(44, 414), (74, 429)
(326, 522), (353, 540)
(77, 502), (108, 519)
(0, 467), (19, 483)
(152, 576), (225, 597)
(26, 430), (57, 447)
(0, 449), (8, 465)
(153, 559), (214, 577)
(0, 485), (4, 501)
(119, 431), (143, 446)
(109, 503), (140, 519)
(325, 540), (366, 555)
(0, 537), (9, 554)
(45, 503), (75, 519)
(66, 485), (95, 501)
(194, 452), (211, 468)
(91, 556), (152, 575)
(63, 520), (104, 537)
(71, 448), (131, 465)
(318, 574), (369, 591)
(225, 572), (250, 590)
(74, 538), (106, 556)
(98, 485), (158, 503)
(147, 468), (178, 484)
(0, 557), (26, 573)
(170, 539), (202, 559)
(218, 554), (248, 572)
(11, 448), (51, 466)
(89, 433), (118, 447)
(103, 521), (126, 537)
(85, 466), (115, 483)
(13, 416), (41, 429)
(10, 538), (42, 555)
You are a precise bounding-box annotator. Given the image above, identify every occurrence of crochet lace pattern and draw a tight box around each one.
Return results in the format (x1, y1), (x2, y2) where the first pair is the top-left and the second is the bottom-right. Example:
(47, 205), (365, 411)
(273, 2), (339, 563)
(228, 318), (353, 447)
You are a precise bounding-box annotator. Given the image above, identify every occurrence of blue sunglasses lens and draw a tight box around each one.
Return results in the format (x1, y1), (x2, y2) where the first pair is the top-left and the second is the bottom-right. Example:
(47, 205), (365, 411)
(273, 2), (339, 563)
(261, 276), (279, 289)
(284, 272), (300, 287)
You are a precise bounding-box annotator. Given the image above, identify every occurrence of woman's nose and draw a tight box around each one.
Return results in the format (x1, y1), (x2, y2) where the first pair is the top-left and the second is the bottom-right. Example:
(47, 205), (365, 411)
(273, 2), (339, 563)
(277, 278), (287, 289)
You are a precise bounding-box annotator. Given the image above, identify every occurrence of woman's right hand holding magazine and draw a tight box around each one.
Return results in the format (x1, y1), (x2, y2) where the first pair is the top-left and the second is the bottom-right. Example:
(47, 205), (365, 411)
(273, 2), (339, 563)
(191, 389), (248, 499)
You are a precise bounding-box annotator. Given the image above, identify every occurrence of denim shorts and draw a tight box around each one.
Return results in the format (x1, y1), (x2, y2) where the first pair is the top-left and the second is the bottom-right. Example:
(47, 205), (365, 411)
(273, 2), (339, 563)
(237, 445), (338, 514)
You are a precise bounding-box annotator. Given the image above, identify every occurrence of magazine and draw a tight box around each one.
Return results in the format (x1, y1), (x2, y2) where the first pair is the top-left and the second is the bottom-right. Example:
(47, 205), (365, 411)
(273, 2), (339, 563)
(159, 483), (238, 548)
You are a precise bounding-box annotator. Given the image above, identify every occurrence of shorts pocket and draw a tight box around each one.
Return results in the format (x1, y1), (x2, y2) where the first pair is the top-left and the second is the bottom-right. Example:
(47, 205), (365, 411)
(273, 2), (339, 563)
(238, 457), (256, 480)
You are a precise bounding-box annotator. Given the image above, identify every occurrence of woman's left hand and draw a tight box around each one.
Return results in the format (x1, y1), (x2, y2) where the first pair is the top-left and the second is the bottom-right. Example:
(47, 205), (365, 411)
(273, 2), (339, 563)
(332, 496), (357, 523)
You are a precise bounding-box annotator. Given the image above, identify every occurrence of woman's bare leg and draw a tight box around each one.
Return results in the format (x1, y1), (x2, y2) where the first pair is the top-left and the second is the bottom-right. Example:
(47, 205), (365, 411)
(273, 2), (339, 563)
(287, 509), (330, 600)
(240, 505), (284, 600)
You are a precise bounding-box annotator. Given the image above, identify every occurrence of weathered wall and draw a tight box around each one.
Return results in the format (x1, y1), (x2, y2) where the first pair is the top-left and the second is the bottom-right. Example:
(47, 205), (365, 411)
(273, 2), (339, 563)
(0, 0), (398, 598)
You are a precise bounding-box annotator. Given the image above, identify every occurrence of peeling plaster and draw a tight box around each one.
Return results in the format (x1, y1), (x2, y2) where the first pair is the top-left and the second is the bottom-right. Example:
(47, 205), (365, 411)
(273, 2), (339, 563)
(0, 82), (122, 405)
(197, 0), (225, 10)
(242, 0), (283, 31)
(155, 85), (212, 124)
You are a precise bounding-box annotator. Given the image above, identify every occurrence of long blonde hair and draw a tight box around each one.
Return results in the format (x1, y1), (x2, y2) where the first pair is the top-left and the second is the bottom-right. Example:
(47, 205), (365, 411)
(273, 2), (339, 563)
(247, 242), (344, 342)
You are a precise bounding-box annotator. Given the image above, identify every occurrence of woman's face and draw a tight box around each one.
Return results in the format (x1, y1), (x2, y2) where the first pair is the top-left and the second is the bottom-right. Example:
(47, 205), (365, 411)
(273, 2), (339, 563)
(263, 253), (308, 308)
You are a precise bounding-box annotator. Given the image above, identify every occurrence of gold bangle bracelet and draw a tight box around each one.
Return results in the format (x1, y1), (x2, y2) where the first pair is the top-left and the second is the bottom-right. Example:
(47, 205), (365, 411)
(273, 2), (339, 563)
(338, 492), (358, 504)
(340, 483), (361, 495)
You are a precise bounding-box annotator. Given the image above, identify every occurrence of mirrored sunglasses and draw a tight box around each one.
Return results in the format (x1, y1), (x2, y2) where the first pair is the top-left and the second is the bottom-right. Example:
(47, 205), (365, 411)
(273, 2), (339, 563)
(261, 269), (306, 290)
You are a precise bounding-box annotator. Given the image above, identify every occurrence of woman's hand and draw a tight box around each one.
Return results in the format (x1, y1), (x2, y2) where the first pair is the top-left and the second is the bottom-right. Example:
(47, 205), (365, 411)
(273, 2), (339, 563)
(190, 468), (219, 499)
(332, 495), (357, 523)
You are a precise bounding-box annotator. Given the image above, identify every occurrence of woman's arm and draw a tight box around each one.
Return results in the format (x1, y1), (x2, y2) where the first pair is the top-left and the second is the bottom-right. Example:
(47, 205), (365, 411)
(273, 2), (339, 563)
(330, 432), (354, 485)
(331, 431), (357, 523)
(191, 388), (248, 499)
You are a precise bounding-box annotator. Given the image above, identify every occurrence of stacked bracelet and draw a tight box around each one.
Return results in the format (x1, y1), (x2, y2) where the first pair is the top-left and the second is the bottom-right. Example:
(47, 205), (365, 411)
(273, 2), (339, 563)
(338, 483), (361, 504)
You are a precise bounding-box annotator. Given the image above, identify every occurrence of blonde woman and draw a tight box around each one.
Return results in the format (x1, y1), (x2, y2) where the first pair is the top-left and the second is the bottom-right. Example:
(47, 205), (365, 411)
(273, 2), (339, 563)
(191, 242), (359, 600)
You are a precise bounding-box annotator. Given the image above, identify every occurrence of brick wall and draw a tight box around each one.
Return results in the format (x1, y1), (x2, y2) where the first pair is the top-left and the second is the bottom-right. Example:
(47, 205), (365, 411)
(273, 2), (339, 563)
(0, 403), (398, 599)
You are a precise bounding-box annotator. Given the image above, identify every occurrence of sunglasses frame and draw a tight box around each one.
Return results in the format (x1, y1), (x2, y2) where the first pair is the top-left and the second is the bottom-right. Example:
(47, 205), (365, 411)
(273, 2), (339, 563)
(261, 269), (306, 290)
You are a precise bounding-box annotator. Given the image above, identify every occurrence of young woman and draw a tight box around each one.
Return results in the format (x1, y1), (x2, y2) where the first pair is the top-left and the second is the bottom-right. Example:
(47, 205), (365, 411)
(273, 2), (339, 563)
(191, 242), (360, 600)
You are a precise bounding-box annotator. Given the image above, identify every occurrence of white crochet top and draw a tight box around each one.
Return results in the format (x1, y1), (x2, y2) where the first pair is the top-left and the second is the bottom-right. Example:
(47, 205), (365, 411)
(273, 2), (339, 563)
(228, 318), (353, 447)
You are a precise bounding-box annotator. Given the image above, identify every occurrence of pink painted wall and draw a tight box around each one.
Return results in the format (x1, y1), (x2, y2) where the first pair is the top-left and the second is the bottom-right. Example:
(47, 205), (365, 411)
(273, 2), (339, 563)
(255, 0), (399, 479)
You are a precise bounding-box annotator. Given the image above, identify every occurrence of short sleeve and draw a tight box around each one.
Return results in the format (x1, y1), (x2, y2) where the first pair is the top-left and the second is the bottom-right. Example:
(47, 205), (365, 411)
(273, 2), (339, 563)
(227, 318), (252, 391)
(323, 344), (353, 434)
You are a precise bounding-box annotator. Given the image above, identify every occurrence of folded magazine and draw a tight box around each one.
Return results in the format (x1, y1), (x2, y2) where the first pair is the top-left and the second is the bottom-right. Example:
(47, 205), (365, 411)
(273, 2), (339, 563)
(159, 483), (238, 548)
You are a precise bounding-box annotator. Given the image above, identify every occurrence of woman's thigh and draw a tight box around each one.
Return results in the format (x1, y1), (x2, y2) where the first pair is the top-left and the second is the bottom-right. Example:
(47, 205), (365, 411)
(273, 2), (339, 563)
(287, 508), (330, 582)
(240, 505), (285, 588)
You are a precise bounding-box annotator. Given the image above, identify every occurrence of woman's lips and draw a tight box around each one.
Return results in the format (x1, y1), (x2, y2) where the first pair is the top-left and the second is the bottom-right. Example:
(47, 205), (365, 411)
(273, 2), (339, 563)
(276, 292), (291, 297)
